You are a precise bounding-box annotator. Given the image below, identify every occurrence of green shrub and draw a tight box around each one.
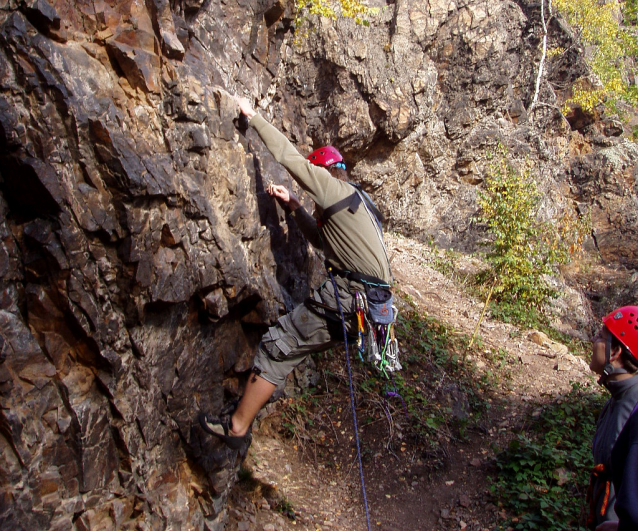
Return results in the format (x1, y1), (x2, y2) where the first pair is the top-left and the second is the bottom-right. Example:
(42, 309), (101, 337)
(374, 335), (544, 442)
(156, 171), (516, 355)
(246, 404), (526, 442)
(295, 0), (376, 23)
(476, 146), (589, 318)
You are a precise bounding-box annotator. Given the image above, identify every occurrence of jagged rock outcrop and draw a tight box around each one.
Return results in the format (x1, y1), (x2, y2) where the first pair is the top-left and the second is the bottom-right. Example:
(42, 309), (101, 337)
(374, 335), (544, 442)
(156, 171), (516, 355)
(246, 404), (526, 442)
(0, 2), (311, 529)
(0, 0), (636, 529)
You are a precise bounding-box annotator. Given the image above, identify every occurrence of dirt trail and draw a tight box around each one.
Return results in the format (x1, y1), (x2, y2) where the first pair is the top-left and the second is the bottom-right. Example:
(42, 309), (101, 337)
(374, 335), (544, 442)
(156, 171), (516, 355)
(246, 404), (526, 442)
(227, 233), (593, 531)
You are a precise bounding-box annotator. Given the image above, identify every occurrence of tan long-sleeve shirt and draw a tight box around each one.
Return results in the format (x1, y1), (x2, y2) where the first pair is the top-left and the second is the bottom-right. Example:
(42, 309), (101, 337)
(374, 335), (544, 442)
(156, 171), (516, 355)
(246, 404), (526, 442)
(250, 114), (391, 284)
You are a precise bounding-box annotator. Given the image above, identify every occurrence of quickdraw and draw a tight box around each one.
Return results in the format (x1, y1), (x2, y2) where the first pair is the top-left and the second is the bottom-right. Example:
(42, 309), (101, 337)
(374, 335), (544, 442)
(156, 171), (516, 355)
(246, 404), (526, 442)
(355, 291), (366, 361)
(357, 290), (402, 376)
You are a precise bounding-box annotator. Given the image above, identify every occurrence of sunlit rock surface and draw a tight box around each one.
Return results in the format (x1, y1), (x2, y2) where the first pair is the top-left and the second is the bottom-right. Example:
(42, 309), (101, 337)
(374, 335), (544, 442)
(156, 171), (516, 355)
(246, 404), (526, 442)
(0, 0), (635, 529)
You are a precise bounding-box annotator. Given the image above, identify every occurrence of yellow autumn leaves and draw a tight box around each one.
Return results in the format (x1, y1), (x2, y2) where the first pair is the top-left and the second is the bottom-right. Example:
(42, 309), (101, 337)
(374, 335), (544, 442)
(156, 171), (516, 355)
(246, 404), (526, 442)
(295, 0), (378, 26)
(553, 0), (638, 113)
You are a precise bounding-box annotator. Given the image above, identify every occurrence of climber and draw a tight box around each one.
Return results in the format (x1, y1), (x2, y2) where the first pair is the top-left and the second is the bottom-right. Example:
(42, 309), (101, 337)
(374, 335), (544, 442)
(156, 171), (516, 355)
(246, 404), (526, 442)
(586, 305), (638, 531)
(198, 95), (393, 449)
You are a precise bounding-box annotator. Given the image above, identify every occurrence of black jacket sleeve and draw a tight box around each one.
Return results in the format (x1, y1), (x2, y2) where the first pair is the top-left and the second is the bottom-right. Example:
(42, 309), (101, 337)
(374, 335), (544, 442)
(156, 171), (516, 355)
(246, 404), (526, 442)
(291, 206), (322, 250)
(613, 411), (638, 530)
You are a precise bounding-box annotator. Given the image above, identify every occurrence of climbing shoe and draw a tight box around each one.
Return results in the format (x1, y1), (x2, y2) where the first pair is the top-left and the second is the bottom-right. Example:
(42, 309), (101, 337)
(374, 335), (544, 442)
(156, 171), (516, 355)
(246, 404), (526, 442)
(198, 411), (250, 450)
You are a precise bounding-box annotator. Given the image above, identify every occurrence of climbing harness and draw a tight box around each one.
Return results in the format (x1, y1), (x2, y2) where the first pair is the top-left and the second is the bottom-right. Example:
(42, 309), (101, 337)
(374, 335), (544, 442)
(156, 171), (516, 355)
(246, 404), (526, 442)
(586, 463), (611, 530)
(319, 267), (402, 375)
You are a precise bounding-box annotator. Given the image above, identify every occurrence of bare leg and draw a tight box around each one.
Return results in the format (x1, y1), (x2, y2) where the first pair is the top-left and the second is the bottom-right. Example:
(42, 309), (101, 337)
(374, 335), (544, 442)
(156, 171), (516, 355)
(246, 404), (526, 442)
(230, 374), (276, 436)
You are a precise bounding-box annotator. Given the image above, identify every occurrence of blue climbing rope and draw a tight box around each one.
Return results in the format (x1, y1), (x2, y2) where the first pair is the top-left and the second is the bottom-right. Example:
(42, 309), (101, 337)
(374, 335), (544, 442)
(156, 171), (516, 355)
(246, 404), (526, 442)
(328, 268), (372, 531)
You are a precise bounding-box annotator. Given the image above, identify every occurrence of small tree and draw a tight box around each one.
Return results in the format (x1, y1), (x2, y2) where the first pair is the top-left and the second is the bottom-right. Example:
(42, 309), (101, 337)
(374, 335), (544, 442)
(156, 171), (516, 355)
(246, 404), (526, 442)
(553, 0), (638, 111)
(477, 147), (589, 320)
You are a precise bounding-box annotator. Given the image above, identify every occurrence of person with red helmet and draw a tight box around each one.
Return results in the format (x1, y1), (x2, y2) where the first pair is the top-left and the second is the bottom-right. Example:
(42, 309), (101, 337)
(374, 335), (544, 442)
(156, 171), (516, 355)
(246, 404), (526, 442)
(586, 306), (638, 531)
(198, 96), (392, 449)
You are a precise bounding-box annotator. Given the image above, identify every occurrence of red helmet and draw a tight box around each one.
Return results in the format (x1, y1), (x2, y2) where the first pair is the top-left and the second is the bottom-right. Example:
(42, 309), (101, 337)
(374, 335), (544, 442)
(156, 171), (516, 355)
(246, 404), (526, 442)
(307, 146), (343, 168)
(603, 305), (638, 358)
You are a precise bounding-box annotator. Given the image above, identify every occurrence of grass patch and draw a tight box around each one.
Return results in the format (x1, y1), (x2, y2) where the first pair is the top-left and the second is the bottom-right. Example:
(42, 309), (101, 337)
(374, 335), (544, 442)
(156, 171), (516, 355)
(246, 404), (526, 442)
(274, 497), (297, 520)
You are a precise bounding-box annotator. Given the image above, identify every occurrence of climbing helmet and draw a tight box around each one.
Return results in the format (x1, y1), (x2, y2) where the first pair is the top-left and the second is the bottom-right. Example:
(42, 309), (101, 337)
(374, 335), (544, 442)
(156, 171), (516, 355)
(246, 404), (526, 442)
(602, 305), (638, 359)
(307, 146), (344, 168)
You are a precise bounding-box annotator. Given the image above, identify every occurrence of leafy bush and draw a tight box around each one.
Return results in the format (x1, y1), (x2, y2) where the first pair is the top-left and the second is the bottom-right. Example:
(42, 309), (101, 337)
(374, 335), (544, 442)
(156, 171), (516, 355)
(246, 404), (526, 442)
(476, 146), (589, 318)
(490, 382), (607, 530)
(553, 0), (638, 110)
(391, 304), (496, 443)
(297, 0), (375, 23)
(294, 0), (378, 40)
(626, 0), (638, 25)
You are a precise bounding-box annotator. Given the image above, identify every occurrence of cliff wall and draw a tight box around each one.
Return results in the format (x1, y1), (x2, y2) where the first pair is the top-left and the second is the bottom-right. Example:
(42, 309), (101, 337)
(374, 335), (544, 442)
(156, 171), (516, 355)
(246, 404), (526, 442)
(0, 0), (636, 529)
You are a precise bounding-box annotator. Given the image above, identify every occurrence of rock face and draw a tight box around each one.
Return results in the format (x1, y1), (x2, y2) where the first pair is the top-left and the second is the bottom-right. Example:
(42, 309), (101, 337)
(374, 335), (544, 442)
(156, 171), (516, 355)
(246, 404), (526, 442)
(0, 0), (635, 529)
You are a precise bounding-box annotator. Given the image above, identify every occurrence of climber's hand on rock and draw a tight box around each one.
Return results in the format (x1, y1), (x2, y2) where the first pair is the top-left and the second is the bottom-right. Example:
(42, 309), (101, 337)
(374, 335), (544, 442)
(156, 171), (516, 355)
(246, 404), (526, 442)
(267, 183), (300, 211)
(235, 95), (255, 119)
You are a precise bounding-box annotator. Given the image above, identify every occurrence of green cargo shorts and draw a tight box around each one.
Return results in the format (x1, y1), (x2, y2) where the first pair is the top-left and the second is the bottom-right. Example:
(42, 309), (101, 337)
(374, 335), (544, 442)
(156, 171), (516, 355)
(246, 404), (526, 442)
(254, 275), (360, 387)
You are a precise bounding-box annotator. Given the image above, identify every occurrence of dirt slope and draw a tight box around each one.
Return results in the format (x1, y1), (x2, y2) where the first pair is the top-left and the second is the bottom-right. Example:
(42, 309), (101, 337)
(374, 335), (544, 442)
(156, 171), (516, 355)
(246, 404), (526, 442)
(227, 233), (594, 531)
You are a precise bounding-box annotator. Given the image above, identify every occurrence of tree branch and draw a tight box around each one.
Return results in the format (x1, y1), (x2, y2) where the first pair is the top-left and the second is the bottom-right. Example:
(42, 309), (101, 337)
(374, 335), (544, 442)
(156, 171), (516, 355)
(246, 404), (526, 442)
(529, 0), (553, 118)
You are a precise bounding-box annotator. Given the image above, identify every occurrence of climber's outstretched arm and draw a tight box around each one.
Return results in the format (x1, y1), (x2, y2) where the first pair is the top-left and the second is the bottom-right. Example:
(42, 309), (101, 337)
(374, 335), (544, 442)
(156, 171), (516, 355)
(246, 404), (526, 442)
(234, 95), (339, 208)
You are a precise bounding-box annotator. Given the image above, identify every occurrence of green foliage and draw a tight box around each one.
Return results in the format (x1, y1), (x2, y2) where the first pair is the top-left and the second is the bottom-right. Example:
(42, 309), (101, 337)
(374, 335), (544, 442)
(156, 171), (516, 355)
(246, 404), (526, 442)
(294, 0), (379, 40)
(626, 0), (638, 25)
(391, 305), (496, 443)
(296, 0), (376, 23)
(477, 145), (590, 315)
(487, 300), (547, 329)
(423, 245), (460, 279)
(275, 497), (297, 520)
(490, 382), (607, 530)
(280, 391), (319, 438)
(553, 0), (638, 110)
